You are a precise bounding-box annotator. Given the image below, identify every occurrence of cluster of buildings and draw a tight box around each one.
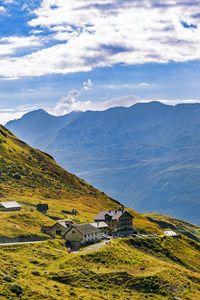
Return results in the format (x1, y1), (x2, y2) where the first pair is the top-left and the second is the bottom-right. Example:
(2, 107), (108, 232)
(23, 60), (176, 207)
(0, 201), (179, 250)
(42, 208), (134, 250)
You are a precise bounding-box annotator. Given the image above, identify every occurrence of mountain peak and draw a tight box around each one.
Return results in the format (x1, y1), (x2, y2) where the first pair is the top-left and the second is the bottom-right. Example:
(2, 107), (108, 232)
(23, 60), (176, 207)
(24, 108), (50, 117)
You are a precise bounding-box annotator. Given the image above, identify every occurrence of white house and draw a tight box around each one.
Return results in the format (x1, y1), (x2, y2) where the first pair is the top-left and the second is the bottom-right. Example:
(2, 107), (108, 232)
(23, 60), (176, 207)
(90, 221), (109, 235)
(0, 201), (21, 212)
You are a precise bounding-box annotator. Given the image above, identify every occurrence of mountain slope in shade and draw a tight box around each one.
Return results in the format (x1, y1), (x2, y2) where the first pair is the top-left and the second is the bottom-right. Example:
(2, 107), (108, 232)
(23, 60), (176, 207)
(6, 102), (200, 224)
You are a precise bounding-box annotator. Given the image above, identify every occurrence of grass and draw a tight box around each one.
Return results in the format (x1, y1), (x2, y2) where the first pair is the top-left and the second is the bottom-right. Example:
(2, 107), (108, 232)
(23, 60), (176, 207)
(0, 238), (200, 299)
(0, 125), (200, 299)
(144, 212), (200, 242)
(0, 125), (161, 238)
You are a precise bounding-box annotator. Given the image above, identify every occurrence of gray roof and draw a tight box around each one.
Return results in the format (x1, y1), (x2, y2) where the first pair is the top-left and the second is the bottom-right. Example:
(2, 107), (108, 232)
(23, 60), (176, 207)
(90, 222), (108, 229)
(0, 201), (21, 208)
(56, 221), (73, 228)
(69, 223), (100, 235)
(95, 209), (129, 221)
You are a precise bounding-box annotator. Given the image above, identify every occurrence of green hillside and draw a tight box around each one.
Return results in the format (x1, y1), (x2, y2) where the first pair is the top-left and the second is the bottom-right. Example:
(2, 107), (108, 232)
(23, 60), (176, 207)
(0, 125), (200, 299)
(144, 212), (200, 242)
(0, 125), (159, 237)
(0, 236), (200, 299)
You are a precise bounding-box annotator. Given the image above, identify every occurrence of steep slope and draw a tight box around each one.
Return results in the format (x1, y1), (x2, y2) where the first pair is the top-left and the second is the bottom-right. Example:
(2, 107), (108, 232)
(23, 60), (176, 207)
(0, 125), (120, 237)
(6, 102), (200, 224)
(0, 124), (117, 207)
(0, 125), (160, 237)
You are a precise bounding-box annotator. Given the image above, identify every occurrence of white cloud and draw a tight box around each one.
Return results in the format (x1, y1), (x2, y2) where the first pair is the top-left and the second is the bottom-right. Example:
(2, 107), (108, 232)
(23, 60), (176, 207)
(53, 79), (94, 114)
(0, 6), (7, 13)
(0, 36), (42, 57)
(52, 94), (200, 116)
(0, 106), (38, 125)
(101, 82), (156, 89)
(0, 0), (200, 78)
(83, 79), (93, 91)
(3, 0), (14, 3)
(139, 82), (156, 87)
(52, 94), (138, 116)
(54, 89), (81, 114)
(3, 97), (200, 123)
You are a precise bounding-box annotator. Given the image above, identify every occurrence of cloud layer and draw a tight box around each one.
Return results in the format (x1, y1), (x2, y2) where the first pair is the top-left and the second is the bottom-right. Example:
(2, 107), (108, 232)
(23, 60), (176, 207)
(0, 0), (200, 78)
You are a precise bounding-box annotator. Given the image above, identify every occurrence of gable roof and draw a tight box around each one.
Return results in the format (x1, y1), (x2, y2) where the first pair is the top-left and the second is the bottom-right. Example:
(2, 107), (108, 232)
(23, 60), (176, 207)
(95, 210), (132, 221)
(66, 223), (100, 236)
(56, 221), (73, 228)
(0, 201), (21, 209)
(90, 222), (109, 229)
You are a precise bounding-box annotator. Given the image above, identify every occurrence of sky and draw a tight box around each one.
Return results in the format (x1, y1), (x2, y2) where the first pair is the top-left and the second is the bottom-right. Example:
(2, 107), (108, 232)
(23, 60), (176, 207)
(0, 0), (200, 123)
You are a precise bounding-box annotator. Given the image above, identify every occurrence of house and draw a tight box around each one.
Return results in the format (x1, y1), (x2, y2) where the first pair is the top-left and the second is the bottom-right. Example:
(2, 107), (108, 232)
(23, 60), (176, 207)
(0, 201), (21, 212)
(41, 220), (73, 237)
(95, 208), (133, 233)
(90, 221), (109, 235)
(36, 203), (49, 215)
(64, 223), (101, 249)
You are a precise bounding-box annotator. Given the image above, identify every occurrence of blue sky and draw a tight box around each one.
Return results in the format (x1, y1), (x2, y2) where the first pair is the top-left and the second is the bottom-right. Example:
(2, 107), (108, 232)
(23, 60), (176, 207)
(0, 0), (200, 123)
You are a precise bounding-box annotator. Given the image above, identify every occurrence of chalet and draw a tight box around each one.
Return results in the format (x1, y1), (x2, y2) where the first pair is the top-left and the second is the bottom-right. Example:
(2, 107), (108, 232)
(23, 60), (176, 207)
(41, 221), (73, 237)
(90, 222), (109, 235)
(95, 208), (133, 233)
(64, 223), (101, 249)
(36, 204), (49, 215)
(0, 201), (21, 212)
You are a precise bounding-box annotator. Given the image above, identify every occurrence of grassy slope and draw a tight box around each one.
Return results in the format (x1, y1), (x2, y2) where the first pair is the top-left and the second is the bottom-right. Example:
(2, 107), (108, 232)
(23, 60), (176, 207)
(0, 125), (117, 237)
(0, 125), (160, 236)
(144, 212), (200, 242)
(0, 236), (200, 299)
(0, 125), (200, 299)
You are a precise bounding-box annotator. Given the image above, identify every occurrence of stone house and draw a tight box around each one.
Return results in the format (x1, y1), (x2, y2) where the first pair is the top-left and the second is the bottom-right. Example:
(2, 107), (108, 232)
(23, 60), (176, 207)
(0, 201), (21, 212)
(64, 223), (101, 249)
(41, 221), (73, 237)
(95, 208), (133, 233)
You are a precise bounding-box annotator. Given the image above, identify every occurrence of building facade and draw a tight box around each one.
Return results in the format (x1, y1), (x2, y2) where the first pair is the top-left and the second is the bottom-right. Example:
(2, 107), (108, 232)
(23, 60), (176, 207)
(90, 222), (109, 235)
(95, 209), (133, 233)
(64, 223), (101, 249)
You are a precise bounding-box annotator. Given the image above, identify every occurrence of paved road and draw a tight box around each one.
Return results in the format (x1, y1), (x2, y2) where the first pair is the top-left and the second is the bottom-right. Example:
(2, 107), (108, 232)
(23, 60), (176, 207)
(0, 240), (48, 246)
(73, 240), (110, 254)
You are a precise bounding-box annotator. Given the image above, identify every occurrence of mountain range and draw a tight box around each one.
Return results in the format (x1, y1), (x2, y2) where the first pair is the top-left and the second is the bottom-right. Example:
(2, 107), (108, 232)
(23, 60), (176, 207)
(6, 102), (200, 225)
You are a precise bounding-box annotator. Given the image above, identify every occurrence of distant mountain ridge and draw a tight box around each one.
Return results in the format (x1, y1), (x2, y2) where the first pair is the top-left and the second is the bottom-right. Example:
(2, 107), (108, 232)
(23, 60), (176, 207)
(6, 102), (200, 224)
